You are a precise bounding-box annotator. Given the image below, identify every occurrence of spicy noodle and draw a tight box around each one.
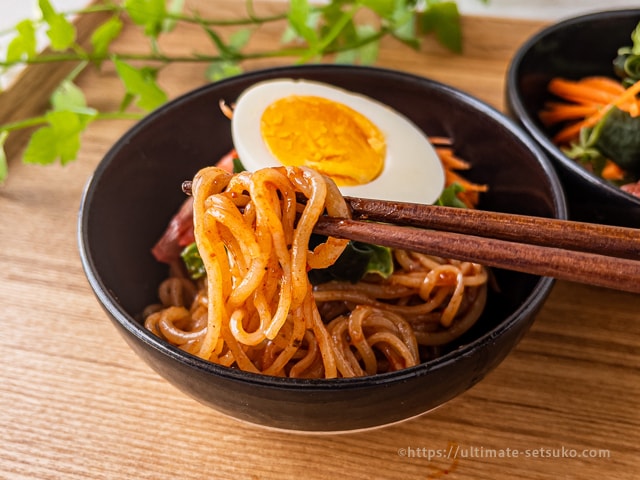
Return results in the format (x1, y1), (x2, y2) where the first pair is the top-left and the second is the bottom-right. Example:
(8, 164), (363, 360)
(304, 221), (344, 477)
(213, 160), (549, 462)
(144, 161), (489, 378)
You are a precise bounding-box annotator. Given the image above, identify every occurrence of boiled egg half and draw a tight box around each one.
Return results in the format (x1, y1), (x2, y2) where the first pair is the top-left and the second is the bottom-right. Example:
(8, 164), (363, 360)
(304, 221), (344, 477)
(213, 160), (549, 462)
(230, 78), (444, 204)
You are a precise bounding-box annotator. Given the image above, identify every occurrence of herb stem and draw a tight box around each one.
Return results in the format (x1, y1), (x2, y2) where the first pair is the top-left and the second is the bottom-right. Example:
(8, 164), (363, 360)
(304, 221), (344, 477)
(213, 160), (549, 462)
(0, 26), (390, 68)
(0, 111), (144, 134)
(94, 112), (145, 121)
(298, 4), (358, 63)
(165, 11), (289, 27)
(0, 116), (49, 133)
(60, 2), (289, 27)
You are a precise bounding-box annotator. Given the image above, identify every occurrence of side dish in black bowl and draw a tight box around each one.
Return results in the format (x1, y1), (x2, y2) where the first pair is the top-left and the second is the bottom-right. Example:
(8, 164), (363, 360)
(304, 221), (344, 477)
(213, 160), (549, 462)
(506, 9), (640, 227)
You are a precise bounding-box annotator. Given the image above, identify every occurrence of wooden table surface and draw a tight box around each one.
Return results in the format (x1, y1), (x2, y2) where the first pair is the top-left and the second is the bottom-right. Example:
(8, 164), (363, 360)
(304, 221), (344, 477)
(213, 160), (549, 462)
(1, 2), (638, 479)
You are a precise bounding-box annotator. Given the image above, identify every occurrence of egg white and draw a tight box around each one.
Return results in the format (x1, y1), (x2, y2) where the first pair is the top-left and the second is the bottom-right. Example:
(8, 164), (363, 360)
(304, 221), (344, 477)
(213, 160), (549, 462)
(230, 78), (445, 204)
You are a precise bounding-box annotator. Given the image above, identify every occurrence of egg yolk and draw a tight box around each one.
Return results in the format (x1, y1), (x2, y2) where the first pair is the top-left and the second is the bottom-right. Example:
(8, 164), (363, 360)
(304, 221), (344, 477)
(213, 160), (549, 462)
(260, 95), (386, 186)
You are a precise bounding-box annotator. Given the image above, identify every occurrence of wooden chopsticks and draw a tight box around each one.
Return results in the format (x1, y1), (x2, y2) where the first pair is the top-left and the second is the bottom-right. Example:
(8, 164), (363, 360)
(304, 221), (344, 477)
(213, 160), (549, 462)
(345, 197), (640, 259)
(312, 197), (640, 294)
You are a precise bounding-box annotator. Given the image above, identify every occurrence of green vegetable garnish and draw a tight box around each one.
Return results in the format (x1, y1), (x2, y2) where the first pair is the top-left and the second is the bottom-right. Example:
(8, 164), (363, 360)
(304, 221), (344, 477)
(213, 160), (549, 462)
(308, 239), (393, 285)
(358, 242), (394, 279)
(562, 127), (608, 178)
(566, 107), (640, 178)
(232, 157), (246, 173)
(614, 21), (640, 86)
(436, 182), (468, 208)
(591, 107), (640, 175)
(180, 242), (206, 280)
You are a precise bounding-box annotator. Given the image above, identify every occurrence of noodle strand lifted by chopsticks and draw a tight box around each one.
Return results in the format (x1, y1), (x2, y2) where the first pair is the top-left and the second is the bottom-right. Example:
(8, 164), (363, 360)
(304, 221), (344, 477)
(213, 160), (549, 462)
(192, 165), (349, 376)
(144, 165), (489, 378)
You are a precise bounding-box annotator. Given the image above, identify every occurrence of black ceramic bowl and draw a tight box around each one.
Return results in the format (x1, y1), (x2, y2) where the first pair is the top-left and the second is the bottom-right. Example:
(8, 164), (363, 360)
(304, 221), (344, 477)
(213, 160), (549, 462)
(506, 9), (640, 227)
(78, 65), (566, 433)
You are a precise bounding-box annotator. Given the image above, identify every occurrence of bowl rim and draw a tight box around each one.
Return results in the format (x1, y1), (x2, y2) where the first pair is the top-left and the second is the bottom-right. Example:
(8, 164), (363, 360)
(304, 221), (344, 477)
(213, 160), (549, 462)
(78, 64), (565, 390)
(506, 8), (640, 208)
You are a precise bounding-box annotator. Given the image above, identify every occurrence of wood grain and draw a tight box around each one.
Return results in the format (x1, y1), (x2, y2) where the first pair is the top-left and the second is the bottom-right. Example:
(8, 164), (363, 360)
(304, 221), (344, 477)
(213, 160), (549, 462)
(1, 2), (638, 480)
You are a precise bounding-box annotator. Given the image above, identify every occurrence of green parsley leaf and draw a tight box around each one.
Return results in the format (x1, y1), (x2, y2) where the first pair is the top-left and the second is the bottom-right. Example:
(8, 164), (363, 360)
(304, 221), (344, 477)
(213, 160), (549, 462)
(23, 110), (95, 166)
(228, 28), (252, 52)
(123, 0), (167, 38)
(204, 27), (236, 58)
(163, 0), (185, 33)
(206, 61), (244, 82)
(281, 10), (321, 45)
(6, 20), (37, 63)
(203, 28), (250, 66)
(114, 59), (168, 111)
(288, 0), (319, 46)
(46, 15), (76, 51)
(280, 24), (299, 44)
(360, 0), (396, 18)
(90, 17), (124, 61)
(39, 0), (76, 51)
(334, 49), (358, 64)
(334, 24), (380, 65)
(419, 1), (462, 54)
(38, 0), (56, 19)
(51, 80), (96, 114)
(355, 25), (379, 64)
(391, 1), (418, 48)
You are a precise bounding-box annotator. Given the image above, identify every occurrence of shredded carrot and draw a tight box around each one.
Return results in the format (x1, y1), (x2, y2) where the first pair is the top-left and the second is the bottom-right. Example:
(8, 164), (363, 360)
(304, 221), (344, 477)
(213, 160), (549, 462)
(428, 136), (454, 146)
(547, 78), (620, 105)
(539, 103), (599, 126)
(601, 159), (626, 180)
(577, 76), (626, 95)
(552, 119), (593, 145)
(431, 138), (487, 209)
(444, 169), (488, 209)
(435, 147), (471, 170)
(444, 169), (488, 192)
(551, 79), (640, 145)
